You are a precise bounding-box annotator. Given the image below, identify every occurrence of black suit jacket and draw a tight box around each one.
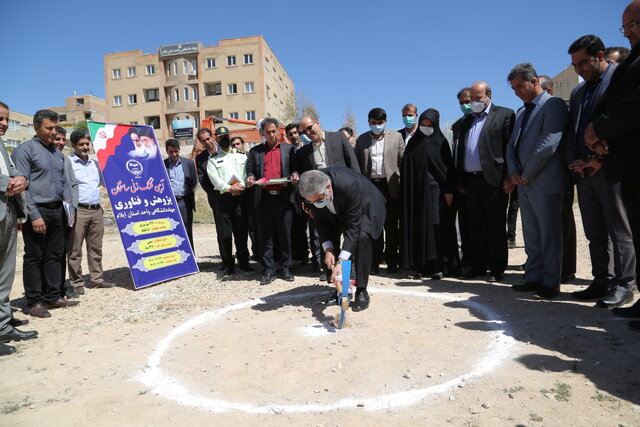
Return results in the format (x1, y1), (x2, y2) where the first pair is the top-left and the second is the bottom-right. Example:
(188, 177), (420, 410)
(455, 104), (515, 189)
(195, 149), (216, 195)
(246, 142), (297, 207)
(309, 167), (385, 254)
(592, 46), (640, 183)
(296, 131), (359, 174)
(164, 156), (197, 211)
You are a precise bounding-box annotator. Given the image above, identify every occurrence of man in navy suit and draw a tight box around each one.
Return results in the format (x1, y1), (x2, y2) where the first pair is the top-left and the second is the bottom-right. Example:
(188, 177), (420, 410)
(164, 139), (197, 252)
(506, 63), (569, 300)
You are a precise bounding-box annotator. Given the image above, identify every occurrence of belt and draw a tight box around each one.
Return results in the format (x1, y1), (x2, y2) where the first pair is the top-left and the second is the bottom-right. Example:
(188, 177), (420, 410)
(465, 171), (483, 176)
(35, 201), (63, 209)
(78, 203), (101, 210)
(266, 190), (280, 195)
(371, 177), (386, 183)
(175, 196), (185, 200)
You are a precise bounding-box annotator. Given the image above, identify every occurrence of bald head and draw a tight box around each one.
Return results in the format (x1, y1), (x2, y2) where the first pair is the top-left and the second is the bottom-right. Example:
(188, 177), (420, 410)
(623, 0), (640, 48)
(299, 115), (323, 143)
(470, 81), (492, 99)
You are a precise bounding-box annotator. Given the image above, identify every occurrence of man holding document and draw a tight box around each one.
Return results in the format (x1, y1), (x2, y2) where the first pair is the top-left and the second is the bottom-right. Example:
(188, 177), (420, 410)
(207, 126), (252, 276)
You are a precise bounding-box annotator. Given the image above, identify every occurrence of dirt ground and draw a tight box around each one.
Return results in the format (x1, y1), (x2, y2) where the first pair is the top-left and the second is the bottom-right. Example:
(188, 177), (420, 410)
(1, 206), (639, 427)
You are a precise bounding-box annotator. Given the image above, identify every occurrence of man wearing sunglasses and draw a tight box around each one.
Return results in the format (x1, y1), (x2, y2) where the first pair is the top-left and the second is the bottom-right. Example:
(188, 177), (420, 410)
(298, 167), (385, 312)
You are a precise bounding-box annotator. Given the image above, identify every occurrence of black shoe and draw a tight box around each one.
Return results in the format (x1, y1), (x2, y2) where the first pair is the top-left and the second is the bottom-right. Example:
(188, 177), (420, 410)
(298, 257), (309, 266)
(487, 273), (504, 283)
(387, 265), (398, 274)
(239, 263), (254, 272)
(0, 343), (16, 356)
(463, 268), (485, 279)
(512, 281), (543, 292)
(371, 266), (380, 274)
(629, 320), (640, 331)
(66, 289), (80, 299)
(217, 264), (226, 271)
(507, 239), (516, 249)
(612, 300), (640, 318)
(596, 286), (634, 308)
(223, 267), (234, 277)
(282, 270), (294, 282)
(259, 273), (276, 286)
(0, 327), (39, 342)
(533, 286), (560, 300)
(351, 288), (370, 312)
(324, 291), (339, 306)
(311, 261), (320, 271)
(431, 272), (444, 281)
(8, 318), (28, 327)
(319, 271), (327, 282)
(561, 274), (576, 283)
(572, 281), (611, 300)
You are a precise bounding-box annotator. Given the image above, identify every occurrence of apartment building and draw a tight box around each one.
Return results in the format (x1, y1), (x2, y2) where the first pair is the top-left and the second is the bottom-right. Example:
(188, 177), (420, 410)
(3, 110), (34, 150)
(104, 36), (295, 141)
(48, 94), (106, 127)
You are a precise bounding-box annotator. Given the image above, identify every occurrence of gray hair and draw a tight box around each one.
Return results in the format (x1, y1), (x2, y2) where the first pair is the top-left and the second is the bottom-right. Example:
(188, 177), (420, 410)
(538, 75), (553, 91)
(507, 62), (538, 83)
(260, 117), (279, 130)
(298, 170), (330, 199)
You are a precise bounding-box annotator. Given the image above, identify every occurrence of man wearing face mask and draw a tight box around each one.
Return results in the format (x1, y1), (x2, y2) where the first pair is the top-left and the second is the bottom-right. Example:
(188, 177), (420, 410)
(355, 108), (405, 273)
(298, 168), (385, 311)
(455, 81), (515, 283)
(399, 104), (418, 145)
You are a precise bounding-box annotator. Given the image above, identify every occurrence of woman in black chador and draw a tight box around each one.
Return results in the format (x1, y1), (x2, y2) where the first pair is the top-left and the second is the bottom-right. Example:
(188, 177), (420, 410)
(399, 108), (460, 278)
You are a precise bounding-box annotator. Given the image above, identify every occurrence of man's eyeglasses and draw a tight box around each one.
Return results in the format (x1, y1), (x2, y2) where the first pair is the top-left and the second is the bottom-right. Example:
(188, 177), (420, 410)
(302, 122), (316, 134)
(620, 20), (639, 33)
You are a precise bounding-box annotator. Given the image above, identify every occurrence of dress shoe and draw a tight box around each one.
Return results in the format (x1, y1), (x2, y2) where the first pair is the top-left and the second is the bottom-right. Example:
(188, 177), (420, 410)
(487, 273), (504, 283)
(507, 239), (516, 249)
(311, 261), (320, 271)
(8, 317), (28, 327)
(387, 265), (398, 274)
(281, 270), (295, 282)
(561, 273), (576, 283)
(612, 300), (640, 318)
(259, 273), (276, 286)
(533, 286), (560, 300)
(89, 281), (115, 289)
(65, 289), (80, 299)
(596, 286), (634, 309)
(629, 320), (640, 331)
(324, 291), (339, 306)
(431, 272), (444, 281)
(512, 281), (543, 292)
(28, 303), (51, 318)
(298, 257), (309, 266)
(351, 288), (370, 312)
(319, 271), (327, 282)
(239, 263), (254, 272)
(463, 268), (485, 280)
(217, 264), (226, 271)
(371, 266), (380, 274)
(572, 281), (611, 300)
(0, 343), (16, 356)
(46, 298), (79, 309)
(0, 327), (38, 342)
(223, 267), (234, 277)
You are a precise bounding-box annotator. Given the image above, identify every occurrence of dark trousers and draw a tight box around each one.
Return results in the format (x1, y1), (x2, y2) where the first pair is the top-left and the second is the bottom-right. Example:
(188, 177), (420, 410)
(561, 187), (577, 278)
(621, 182), (640, 278)
(326, 230), (373, 289)
(256, 194), (293, 274)
(371, 179), (399, 269)
(308, 219), (322, 266)
(464, 173), (508, 275)
(455, 190), (472, 266)
(177, 197), (194, 254)
(291, 210), (310, 262)
(22, 205), (66, 306)
(213, 193), (249, 269)
(507, 188), (519, 243)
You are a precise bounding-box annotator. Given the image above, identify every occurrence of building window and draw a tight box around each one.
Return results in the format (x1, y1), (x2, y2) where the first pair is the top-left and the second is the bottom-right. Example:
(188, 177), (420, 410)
(266, 85), (271, 98)
(27, 124), (34, 133)
(127, 67), (136, 77)
(184, 87), (189, 101)
(193, 88), (198, 101)
(183, 61), (188, 74)
(8, 120), (20, 131)
(174, 88), (179, 102)
(128, 94), (137, 105)
(173, 62), (178, 75)
(145, 116), (160, 129)
(112, 68), (121, 79)
(113, 96), (122, 106)
(227, 83), (238, 94)
(145, 88), (159, 102)
(244, 82), (255, 93)
(206, 58), (216, 68)
(59, 114), (67, 122)
(130, 121), (138, 125)
(246, 111), (256, 121)
(146, 64), (155, 75)
(84, 112), (92, 119)
(191, 60), (197, 73)
(204, 82), (222, 96)
(243, 53), (254, 65)
(76, 98), (84, 106)
(227, 55), (236, 66)
(229, 112), (238, 119)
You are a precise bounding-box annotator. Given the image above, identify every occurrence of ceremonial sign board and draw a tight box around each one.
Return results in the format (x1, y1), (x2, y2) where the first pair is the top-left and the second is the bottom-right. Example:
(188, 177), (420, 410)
(88, 122), (199, 289)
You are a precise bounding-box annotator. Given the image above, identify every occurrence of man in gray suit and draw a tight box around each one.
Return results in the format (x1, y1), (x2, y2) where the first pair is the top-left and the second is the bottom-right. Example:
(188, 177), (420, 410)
(0, 102), (38, 355)
(355, 107), (405, 273)
(507, 63), (569, 300)
(566, 35), (636, 307)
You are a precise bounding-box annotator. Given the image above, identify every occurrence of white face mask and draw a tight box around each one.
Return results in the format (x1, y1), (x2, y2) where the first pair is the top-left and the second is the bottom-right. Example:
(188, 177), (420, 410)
(471, 101), (487, 114)
(419, 126), (434, 136)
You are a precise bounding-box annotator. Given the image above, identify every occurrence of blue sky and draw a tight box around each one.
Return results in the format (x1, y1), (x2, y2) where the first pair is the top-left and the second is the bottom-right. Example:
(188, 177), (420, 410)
(0, 0), (629, 133)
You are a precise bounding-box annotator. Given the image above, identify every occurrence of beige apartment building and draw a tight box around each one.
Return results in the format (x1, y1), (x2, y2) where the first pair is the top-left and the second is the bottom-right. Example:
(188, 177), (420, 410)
(104, 36), (295, 141)
(3, 110), (34, 150)
(48, 94), (106, 127)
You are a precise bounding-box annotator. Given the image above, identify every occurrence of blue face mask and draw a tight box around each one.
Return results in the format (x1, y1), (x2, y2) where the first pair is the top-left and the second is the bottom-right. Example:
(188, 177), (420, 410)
(402, 116), (416, 128)
(370, 124), (385, 135)
(300, 134), (312, 145)
(311, 189), (331, 208)
(460, 103), (473, 115)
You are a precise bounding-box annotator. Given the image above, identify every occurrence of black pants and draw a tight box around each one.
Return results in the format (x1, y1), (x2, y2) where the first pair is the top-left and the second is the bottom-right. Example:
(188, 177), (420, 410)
(22, 205), (66, 306)
(455, 189), (472, 267)
(621, 181), (640, 278)
(507, 187), (519, 243)
(464, 173), (508, 275)
(291, 210), (310, 262)
(371, 179), (399, 269)
(256, 194), (293, 274)
(213, 193), (250, 269)
(176, 197), (194, 254)
(561, 187), (577, 278)
(326, 230), (373, 289)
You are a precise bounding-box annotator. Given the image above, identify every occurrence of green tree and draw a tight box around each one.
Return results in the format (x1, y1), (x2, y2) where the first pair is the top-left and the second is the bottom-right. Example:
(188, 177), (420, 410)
(74, 120), (89, 132)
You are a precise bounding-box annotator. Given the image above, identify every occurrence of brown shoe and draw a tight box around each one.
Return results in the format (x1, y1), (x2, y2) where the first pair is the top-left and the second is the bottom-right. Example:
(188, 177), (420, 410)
(28, 303), (52, 318)
(46, 298), (80, 309)
(74, 286), (85, 295)
(88, 281), (115, 289)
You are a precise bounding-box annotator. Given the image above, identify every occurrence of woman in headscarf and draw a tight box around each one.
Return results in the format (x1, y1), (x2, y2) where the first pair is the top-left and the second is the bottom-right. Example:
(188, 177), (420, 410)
(399, 108), (459, 279)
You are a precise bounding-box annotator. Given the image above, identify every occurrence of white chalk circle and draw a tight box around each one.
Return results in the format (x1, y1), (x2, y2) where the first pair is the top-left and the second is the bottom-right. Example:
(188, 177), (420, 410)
(135, 288), (516, 413)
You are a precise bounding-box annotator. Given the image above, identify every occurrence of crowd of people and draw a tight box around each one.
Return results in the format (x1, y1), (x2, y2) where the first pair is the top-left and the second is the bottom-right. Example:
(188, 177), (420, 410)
(1, 1), (639, 356)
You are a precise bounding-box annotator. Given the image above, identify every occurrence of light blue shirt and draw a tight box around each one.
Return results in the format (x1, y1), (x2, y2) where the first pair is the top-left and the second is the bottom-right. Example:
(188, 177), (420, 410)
(463, 103), (492, 172)
(70, 154), (102, 205)
(168, 158), (186, 196)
